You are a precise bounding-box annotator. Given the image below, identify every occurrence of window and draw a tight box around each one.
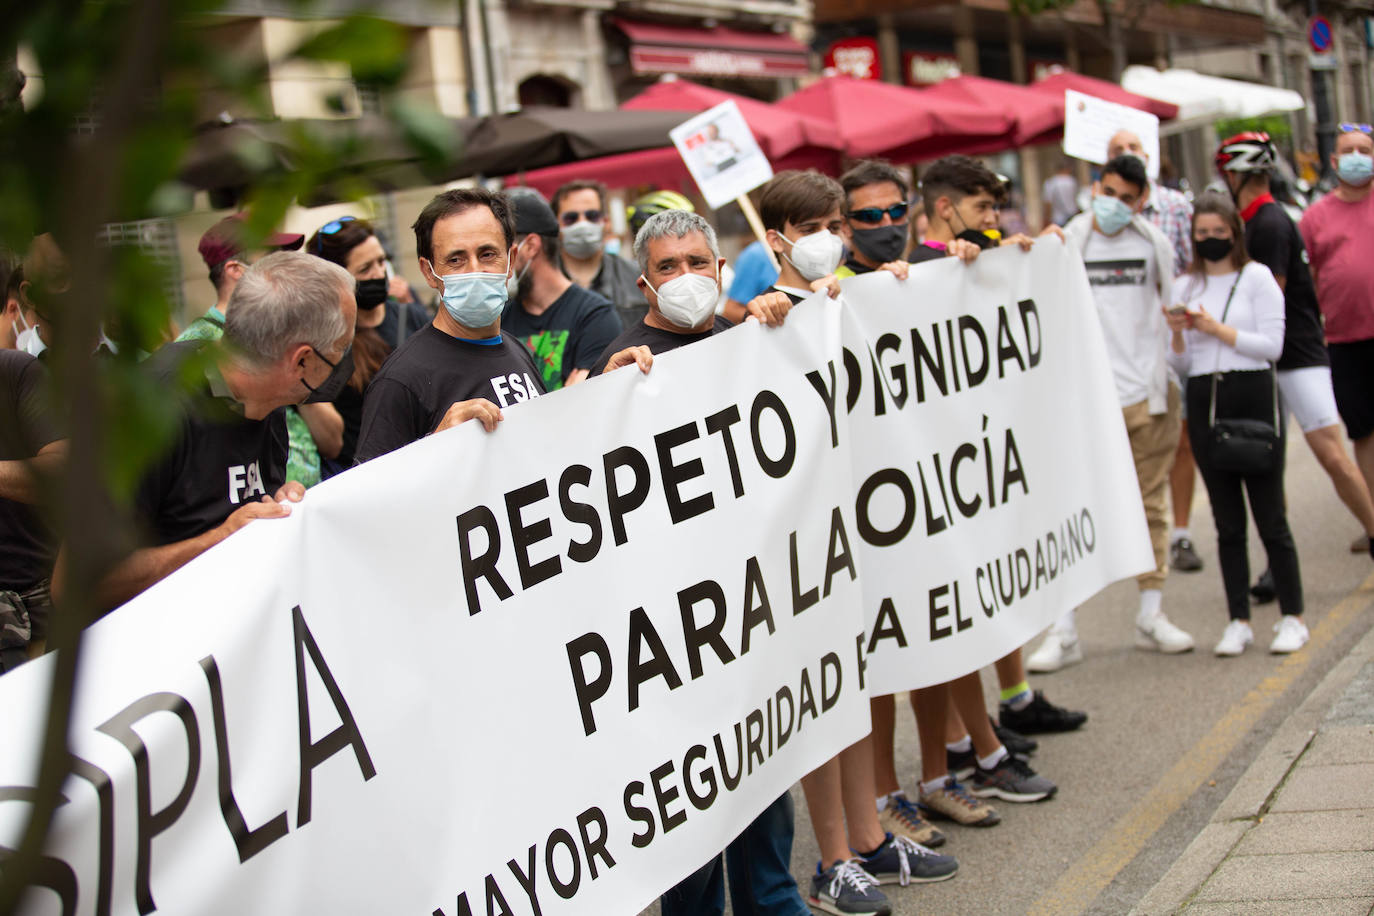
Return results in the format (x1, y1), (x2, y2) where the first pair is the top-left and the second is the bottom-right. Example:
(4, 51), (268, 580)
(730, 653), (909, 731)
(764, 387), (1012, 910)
(97, 218), (185, 314)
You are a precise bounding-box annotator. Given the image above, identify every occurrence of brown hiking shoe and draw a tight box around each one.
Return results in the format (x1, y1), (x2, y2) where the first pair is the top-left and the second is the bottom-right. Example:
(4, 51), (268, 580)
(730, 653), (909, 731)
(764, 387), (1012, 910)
(918, 778), (1001, 827)
(878, 792), (947, 848)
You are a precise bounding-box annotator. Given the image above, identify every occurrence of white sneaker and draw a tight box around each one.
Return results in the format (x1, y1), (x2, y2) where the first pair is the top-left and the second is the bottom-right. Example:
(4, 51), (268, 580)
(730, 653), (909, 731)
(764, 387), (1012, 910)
(1135, 613), (1195, 654)
(1213, 620), (1253, 657)
(1026, 631), (1082, 673)
(1269, 616), (1309, 654)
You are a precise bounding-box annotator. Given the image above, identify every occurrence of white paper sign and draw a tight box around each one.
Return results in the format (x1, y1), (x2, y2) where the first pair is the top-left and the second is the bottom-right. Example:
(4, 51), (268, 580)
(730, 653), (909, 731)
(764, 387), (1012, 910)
(670, 100), (774, 210)
(1063, 89), (1161, 180)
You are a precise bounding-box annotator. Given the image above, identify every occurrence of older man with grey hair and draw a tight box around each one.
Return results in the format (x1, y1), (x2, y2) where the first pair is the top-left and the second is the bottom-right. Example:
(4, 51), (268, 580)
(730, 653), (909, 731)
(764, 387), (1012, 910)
(589, 210), (789, 375)
(99, 250), (356, 608)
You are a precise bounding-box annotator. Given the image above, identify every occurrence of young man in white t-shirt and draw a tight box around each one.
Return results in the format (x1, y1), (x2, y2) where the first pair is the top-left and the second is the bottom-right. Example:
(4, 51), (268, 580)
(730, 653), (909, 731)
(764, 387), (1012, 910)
(1029, 155), (1196, 671)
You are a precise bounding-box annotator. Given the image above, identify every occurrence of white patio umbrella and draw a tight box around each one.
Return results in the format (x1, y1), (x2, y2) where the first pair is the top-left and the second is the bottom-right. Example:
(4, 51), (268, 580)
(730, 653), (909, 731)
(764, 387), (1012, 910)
(1122, 67), (1307, 135)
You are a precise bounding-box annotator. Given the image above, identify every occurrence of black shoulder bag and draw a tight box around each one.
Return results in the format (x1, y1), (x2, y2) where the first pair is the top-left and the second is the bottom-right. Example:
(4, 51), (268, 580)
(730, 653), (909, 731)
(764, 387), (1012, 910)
(1207, 268), (1280, 474)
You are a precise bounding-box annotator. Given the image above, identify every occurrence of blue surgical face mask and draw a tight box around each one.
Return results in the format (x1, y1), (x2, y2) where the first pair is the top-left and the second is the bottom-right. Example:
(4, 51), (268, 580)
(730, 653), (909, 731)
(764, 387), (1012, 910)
(428, 260), (510, 329)
(1092, 194), (1134, 236)
(1336, 151), (1373, 186)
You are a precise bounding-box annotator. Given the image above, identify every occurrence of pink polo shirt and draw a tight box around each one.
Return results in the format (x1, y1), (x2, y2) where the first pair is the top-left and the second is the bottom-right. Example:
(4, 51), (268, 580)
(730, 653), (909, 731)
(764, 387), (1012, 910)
(1299, 190), (1374, 343)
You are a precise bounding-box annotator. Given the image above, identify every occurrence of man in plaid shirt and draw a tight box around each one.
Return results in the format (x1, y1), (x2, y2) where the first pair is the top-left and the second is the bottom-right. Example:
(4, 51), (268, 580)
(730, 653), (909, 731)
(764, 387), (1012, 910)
(1107, 129), (1204, 576)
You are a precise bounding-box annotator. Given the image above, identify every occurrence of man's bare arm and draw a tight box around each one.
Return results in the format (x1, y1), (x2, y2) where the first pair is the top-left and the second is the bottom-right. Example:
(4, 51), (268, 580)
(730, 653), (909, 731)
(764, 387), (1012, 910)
(0, 440), (67, 505)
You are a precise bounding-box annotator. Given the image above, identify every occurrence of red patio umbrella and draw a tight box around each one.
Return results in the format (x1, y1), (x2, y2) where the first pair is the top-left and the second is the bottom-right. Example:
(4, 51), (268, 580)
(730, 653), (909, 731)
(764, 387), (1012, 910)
(620, 78), (841, 161)
(776, 75), (1014, 163)
(514, 140), (840, 197)
(920, 75), (1065, 149)
(1030, 71), (1179, 121)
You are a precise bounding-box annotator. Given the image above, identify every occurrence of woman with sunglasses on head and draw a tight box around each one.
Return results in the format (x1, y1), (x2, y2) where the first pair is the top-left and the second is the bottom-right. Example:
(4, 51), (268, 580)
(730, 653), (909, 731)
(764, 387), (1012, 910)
(1164, 192), (1305, 657)
(307, 216), (431, 472)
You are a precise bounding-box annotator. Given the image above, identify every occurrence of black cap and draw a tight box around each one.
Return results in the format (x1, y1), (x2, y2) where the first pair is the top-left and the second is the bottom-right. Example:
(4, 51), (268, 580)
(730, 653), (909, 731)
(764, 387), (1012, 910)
(506, 187), (560, 236)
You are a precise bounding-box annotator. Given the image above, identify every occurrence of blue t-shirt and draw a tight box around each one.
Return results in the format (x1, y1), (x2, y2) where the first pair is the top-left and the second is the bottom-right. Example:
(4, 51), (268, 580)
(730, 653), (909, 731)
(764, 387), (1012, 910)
(727, 240), (779, 303)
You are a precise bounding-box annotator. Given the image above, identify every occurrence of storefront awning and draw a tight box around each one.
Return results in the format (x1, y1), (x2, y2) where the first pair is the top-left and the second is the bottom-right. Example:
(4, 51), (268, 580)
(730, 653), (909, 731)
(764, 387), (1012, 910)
(1121, 67), (1307, 134)
(612, 19), (811, 79)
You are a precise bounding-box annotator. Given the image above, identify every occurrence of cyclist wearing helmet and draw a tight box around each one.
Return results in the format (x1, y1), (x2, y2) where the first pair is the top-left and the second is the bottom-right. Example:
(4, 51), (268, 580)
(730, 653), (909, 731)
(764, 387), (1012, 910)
(1215, 132), (1374, 598)
(553, 180), (650, 328)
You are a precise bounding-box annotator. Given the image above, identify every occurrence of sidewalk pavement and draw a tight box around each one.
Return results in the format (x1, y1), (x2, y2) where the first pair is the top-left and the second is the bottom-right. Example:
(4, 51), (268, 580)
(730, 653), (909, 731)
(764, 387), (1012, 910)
(1131, 602), (1374, 916)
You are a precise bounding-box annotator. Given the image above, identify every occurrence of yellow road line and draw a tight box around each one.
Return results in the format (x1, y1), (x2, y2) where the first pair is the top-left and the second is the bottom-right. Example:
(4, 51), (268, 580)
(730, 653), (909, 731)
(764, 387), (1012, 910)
(1027, 569), (1374, 916)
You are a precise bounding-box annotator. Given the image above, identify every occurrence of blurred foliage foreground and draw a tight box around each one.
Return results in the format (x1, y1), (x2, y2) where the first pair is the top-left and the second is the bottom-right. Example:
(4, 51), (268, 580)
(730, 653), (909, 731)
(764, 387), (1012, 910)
(0, 2), (452, 909)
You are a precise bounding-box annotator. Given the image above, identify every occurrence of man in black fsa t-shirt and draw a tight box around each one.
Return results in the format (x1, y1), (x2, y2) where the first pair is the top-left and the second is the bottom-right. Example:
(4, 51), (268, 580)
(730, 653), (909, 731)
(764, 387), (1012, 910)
(1217, 132), (1374, 593)
(357, 188), (650, 464)
(355, 188), (546, 465)
(102, 251), (358, 610)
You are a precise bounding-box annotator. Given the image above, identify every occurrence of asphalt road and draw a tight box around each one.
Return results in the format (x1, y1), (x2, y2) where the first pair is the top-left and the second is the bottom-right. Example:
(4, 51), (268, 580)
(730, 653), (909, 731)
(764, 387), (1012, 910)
(646, 427), (1374, 915)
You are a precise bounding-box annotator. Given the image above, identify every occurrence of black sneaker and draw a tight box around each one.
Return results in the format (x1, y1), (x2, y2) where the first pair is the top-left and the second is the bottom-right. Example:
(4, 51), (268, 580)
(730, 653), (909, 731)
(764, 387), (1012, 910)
(991, 717), (1038, 756)
(946, 746), (976, 780)
(855, 832), (958, 886)
(998, 690), (1087, 734)
(809, 860), (891, 916)
(1250, 568), (1276, 604)
(969, 755), (1057, 803)
(1170, 537), (1204, 572)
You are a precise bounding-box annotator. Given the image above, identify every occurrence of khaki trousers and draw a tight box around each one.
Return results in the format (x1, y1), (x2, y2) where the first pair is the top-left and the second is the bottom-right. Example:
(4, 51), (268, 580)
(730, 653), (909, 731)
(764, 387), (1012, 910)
(1122, 385), (1182, 591)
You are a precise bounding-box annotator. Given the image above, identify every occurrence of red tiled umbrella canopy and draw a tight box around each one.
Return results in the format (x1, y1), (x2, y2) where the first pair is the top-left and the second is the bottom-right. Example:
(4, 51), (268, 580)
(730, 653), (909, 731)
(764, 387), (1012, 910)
(776, 75), (1015, 163)
(1030, 71), (1179, 121)
(920, 75), (1065, 149)
(619, 78), (842, 161)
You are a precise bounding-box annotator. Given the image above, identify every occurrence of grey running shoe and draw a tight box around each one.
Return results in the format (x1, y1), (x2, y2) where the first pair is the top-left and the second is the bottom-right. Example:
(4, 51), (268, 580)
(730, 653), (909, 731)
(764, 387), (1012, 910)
(1170, 537), (1204, 572)
(856, 832), (958, 886)
(970, 754), (1057, 803)
(808, 860), (891, 916)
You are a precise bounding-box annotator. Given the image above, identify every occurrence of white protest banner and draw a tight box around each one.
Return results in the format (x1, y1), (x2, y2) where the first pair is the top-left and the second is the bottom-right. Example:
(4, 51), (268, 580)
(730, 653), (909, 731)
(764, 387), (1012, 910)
(0, 302), (871, 916)
(835, 241), (1154, 694)
(1063, 88), (1161, 180)
(670, 101), (774, 210)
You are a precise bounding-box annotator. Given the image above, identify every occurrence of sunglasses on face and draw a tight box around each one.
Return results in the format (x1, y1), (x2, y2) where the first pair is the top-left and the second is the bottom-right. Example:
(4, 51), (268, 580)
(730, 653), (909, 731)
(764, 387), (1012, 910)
(847, 202), (909, 224)
(1339, 122), (1373, 134)
(559, 209), (603, 226)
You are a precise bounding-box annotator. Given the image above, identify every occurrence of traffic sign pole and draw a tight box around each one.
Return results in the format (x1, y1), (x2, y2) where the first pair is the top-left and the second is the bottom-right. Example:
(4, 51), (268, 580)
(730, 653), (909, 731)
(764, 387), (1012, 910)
(1309, 5), (1336, 185)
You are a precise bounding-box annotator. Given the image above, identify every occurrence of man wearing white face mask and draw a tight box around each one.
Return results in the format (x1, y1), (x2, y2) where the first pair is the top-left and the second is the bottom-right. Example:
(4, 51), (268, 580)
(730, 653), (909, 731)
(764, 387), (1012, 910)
(1300, 124), (1374, 534)
(500, 188), (621, 392)
(588, 210), (792, 377)
(1035, 155), (1195, 668)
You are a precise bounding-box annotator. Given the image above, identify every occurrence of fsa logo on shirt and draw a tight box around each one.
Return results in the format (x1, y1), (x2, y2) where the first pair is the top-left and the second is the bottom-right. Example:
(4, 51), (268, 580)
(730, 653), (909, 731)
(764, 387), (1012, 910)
(228, 462), (267, 505)
(490, 372), (542, 408)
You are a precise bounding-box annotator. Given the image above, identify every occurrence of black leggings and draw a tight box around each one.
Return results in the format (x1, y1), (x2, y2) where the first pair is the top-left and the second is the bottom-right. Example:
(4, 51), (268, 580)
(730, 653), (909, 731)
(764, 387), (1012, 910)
(1186, 371), (1303, 621)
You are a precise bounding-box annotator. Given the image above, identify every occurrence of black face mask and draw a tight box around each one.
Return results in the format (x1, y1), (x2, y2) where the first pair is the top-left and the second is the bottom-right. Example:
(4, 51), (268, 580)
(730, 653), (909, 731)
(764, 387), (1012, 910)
(1196, 237), (1234, 263)
(955, 229), (997, 250)
(355, 277), (388, 310)
(849, 224), (908, 264)
(952, 208), (997, 250)
(302, 344), (354, 403)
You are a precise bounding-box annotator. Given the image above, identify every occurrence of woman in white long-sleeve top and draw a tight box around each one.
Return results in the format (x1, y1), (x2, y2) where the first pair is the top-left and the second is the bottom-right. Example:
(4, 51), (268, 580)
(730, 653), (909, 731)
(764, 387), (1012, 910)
(1165, 193), (1307, 657)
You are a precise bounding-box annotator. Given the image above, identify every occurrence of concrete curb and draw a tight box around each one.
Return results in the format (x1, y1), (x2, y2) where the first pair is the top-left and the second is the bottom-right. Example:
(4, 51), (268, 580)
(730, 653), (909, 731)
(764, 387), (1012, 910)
(1128, 596), (1374, 916)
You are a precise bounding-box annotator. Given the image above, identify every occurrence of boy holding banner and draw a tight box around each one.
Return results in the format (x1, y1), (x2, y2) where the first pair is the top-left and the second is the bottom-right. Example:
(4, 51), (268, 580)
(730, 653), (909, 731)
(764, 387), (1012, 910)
(862, 157), (1061, 850)
(754, 171), (961, 915)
